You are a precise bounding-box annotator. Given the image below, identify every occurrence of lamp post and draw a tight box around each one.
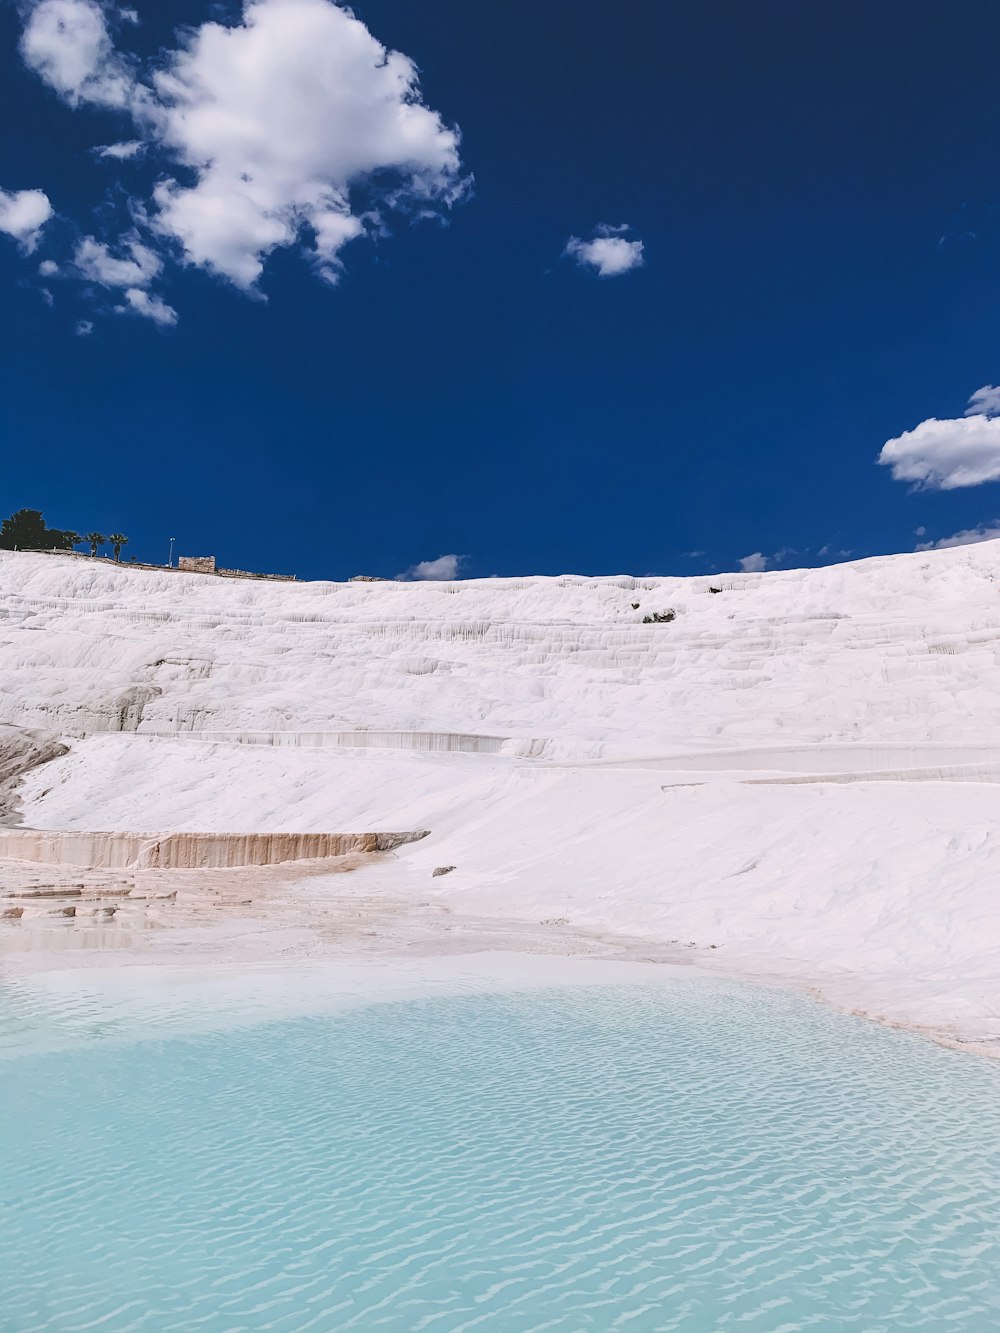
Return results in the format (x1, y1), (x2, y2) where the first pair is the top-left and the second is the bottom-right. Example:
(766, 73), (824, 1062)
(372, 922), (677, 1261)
(168, 536), (175, 568)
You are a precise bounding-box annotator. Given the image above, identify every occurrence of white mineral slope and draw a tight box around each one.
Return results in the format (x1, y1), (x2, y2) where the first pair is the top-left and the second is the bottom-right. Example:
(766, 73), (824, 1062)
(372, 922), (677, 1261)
(2, 546), (1000, 1047)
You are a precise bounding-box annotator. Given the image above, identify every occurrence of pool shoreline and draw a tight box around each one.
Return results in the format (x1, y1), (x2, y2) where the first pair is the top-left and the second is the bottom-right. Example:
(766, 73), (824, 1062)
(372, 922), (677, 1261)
(4, 889), (999, 1065)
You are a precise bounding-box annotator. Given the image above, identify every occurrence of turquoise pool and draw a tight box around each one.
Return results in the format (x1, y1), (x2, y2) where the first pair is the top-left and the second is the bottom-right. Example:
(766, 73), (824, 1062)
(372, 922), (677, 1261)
(3, 966), (1000, 1331)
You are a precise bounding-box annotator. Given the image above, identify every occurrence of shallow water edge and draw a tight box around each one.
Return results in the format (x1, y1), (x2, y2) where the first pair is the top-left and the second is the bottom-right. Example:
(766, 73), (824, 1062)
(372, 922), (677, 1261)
(3, 890), (999, 1066)
(2, 936), (999, 1069)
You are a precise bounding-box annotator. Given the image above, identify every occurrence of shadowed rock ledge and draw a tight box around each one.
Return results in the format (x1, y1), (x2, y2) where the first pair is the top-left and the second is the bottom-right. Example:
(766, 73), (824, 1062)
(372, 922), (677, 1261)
(0, 828), (429, 870)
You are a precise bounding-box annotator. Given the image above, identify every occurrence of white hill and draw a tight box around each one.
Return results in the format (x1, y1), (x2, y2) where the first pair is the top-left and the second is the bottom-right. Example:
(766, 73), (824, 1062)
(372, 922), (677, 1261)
(1, 545), (999, 1049)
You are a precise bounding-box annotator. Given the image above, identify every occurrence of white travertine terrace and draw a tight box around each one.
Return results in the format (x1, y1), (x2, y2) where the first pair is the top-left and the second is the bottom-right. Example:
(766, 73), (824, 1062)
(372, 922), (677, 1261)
(2, 545), (1000, 1049)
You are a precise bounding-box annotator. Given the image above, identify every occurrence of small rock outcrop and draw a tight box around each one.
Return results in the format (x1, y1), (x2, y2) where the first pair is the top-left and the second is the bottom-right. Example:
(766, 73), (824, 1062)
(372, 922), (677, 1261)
(0, 726), (69, 826)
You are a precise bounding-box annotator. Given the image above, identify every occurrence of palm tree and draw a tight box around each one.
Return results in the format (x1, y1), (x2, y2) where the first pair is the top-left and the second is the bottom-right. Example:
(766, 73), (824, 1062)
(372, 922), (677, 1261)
(86, 532), (105, 558)
(63, 531), (83, 552)
(109, 533), (129, 563)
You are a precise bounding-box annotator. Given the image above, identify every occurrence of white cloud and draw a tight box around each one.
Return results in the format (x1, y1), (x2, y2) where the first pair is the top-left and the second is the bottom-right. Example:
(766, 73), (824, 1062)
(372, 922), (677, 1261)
(878, 415), (1000, 490)
(738, 552), (769, 573)
(964, 385), (1000, 418)
(117, 288), (178, 326)
(402, 554), (463, 581)
(16, 0), (465, 308)
(74, 236), (162, 288)
(915, 522), (1000, 551)
(75, 319), (93, 336)
(20, 0), (134, 108)
(13, 0), (467, 320)
(38, 258), (59, 276)
(564, 224), (644, 278)
(0, 187), (53, 251)
(95, 141), (145, 161)
(142, 0), (464, 288)
(737, 547), (796, 573)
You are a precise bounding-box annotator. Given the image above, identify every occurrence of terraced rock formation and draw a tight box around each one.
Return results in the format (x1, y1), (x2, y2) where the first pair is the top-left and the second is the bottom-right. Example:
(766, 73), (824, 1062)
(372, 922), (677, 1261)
(2, 546), (1000, 1050)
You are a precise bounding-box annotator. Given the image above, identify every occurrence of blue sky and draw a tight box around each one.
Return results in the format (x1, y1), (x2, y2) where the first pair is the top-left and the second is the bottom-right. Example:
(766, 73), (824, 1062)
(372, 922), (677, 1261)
(5, 0), (1000, 579)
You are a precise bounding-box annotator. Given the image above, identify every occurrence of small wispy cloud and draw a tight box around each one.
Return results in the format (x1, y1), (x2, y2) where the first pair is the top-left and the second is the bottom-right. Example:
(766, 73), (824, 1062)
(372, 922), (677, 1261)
(563, 224), (644, 278)
(74, 235), (162, 288)
(915, 522), (1000, 550)
(400, 554), (464, 581)
(94, 140), (145, 161)
(737, 548), (795, 573)
(116, 288), (178, 326)
(0, 186), (53, 252)
(738, 552), (768, 573)
(965, 385), (1000, 418)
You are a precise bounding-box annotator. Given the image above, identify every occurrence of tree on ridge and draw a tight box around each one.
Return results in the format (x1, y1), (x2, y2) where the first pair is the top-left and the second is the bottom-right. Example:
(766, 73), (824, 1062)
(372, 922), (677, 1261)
(109, 533), (129, 562)
(0, 509), (79, 551)
(86, 532), (106, 557)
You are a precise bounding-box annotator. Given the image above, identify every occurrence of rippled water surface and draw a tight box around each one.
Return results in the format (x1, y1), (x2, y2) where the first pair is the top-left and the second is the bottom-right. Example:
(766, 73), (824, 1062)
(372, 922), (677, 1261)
(3, 971), (1000, 1332)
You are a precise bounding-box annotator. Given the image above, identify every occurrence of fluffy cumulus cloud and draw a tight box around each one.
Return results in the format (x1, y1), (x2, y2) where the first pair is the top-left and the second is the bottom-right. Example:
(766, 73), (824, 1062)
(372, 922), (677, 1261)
(11, 0), (466, 326)
(145, 0), (464, 288)
(0, 187), (53, 251)
(878, 415), (1000, 490)
(916, 522), (1000, 551)
(402, 554), (463, 581)
(878, 385), (1000, 490)
(20, 0), (133, 107)
(564, 224), (644, 278)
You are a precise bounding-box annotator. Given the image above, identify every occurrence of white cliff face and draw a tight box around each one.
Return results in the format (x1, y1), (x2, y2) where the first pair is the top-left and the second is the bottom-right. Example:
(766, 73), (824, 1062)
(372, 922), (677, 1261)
(2, 546), (1000, 1046)
(4, 545), (1000, 750)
